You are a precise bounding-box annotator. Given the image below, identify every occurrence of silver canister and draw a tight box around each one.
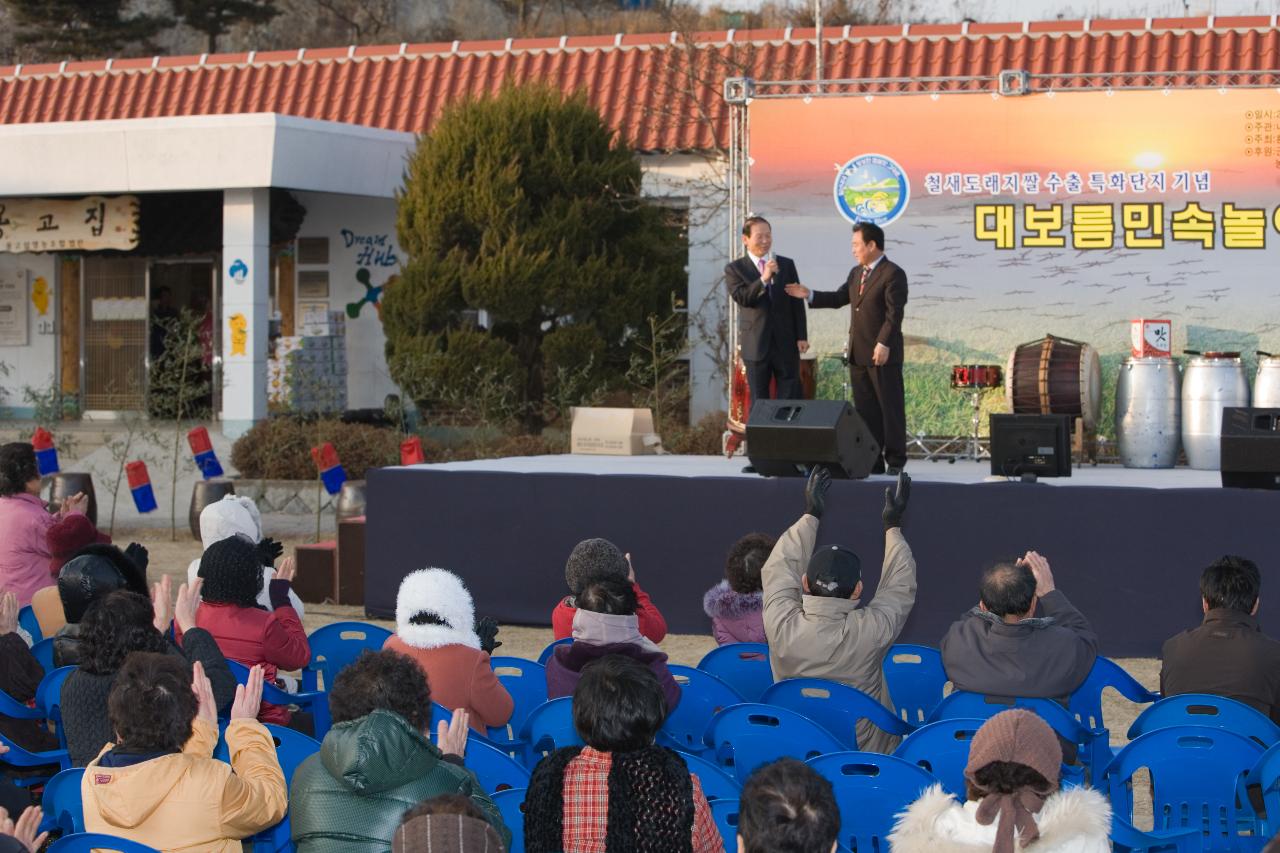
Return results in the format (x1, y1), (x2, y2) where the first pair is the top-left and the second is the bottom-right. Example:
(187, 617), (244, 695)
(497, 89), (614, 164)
(1254, 356), (1280, 409)
(1115, 357), (1181, 468)
(1182, 354), (1250, 470)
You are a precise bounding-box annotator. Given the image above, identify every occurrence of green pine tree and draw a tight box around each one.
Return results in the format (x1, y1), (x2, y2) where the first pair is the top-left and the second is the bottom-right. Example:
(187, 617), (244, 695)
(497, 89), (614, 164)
(4, 0), (171, 60)
(385, 84), (686, 432)
(172, 0), (279, 53)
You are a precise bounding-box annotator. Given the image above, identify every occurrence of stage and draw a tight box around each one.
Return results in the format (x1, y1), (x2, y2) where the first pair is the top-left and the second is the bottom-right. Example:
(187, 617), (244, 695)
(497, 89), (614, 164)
(365, 455), (1280, 656)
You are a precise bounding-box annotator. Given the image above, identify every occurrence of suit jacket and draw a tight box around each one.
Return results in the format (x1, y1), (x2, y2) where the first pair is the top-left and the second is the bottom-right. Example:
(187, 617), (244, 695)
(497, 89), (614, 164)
(810, 256), (908, 366)
(725, 254), (807, 361)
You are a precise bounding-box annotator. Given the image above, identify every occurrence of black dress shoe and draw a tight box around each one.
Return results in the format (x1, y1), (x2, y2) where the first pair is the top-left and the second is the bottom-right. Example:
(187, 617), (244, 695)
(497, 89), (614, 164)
(886, 466), (903, 475)
(741, 465), (757, 474)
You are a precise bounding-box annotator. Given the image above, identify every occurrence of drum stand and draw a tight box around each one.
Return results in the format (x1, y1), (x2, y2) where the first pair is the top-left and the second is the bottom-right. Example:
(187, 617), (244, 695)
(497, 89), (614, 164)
(958, 387), (990, 460)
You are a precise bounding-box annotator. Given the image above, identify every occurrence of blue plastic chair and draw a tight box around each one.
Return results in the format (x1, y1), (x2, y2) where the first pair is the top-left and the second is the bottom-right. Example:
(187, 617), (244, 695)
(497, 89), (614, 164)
(892, 717), (985, 798)
(301, 621), (392, 692)
(37, 665), (75, 751)
(18, 604), (42, 643)
(488, 657), (548, 753)
(465, 739), (532, 793)
(697, 643), (773, 702)
(40, 766), (85, 835)
(709, 797), (740, 851)
(536, 638), (572, 665)
(1129, 694), (1280, 748)
(226, 659), (330, 739)
(1240, 739), (1280, 836)
(762, 678), (917, 750)
(492, 787), (526, 853)
(1103, 725), (1266, 853)
(675, 749), (741, 802)
(928, 691), (1108, 785)
(47, 834), (160, 853)
(518, 697), (582, 768)
(1111, 815), (1206, 853)
(1069, 656), (1159, 732)
(658, 665), (744, 755)
(703, 703), (845, 784)
(807, 751), (938, 853)
(883, 644), (948, 724)
(31, 637), (56, 673)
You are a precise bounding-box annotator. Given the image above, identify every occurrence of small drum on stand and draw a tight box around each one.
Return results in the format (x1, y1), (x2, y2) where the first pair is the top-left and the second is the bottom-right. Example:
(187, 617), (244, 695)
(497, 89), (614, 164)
(950, 364), (1004, 459)
(1006, 335), (1102, 462)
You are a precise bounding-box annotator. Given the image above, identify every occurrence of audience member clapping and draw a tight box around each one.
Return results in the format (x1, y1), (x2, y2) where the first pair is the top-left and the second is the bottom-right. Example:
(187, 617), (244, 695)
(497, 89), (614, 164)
(553, 538), (667, 643)
(940, 552), (1097, 701)
(384, 568), (513, 733)
(763, 467), (917, 753)
(703, 533), (774, 646)
(290, 649), (509, 851)
(62, 583), (235, 766)
(546, 576), (681, 710)
(186, 495), (305, 615)
(195, 534), (312, 732)
(82, 654), (288, 851)
(737, 757), (839, 853)
(0, 801), (47, 853)
(0, 591), (56, 757)
(1161, 555), (1280, 721)
(888, 709), (1110, 853)
(392, 794), (508, 853)
(525, 654), (720, 853)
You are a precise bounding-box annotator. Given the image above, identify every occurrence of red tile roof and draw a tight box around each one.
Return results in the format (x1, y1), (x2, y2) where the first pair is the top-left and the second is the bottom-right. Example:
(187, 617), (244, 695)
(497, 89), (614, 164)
(0, 16), (1277, 152)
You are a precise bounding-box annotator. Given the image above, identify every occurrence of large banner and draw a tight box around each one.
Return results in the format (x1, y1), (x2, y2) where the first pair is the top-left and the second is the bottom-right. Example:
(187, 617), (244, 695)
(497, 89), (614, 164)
(749, 88), (1280, 436)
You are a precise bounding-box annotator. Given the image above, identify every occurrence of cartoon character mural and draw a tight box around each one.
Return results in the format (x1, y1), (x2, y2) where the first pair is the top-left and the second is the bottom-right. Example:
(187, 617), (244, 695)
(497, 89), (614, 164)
(31, 277), (49, 316)
(229, 313), (248, 356)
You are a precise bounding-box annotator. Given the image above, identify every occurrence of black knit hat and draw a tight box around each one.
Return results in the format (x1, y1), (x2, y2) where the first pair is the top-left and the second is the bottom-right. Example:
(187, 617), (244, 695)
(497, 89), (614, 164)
(564, 538), (628, 595)
(198, 533), (264, 607)
(805, 545), (861, 599)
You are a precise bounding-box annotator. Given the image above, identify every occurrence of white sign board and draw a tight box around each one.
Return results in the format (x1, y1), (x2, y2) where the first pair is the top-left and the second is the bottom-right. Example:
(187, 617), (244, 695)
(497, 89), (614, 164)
(0, 270), (29, 346)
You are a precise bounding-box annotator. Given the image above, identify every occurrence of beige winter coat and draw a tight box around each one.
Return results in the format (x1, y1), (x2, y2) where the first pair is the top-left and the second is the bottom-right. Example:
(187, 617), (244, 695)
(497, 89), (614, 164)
(888, 784), (1112, 853)
(762, 514), (917, 754)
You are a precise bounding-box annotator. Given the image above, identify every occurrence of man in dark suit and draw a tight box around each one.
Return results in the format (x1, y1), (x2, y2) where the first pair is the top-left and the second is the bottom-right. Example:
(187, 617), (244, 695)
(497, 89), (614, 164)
(725, 216), (808, 408)
(786, 222), (908, 474)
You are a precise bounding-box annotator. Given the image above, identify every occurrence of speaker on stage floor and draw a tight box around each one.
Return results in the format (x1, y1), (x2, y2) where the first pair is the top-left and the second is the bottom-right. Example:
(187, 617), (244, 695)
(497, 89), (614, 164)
(746, 399), (880, 479)
(1221, 407), (1280, 490)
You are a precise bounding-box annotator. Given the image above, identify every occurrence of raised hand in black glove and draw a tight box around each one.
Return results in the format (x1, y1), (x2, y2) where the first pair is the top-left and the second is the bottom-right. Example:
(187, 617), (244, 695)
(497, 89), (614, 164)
(255, 537), (285, 567)
(123, 542), (149, 574)
(882, 471), (912, 531)
(804, 466), (832, 519)
(475, 615), (502, 654)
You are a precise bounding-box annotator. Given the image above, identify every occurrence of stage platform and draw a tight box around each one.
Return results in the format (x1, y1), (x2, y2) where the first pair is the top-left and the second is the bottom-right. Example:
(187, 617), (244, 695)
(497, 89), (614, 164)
(366, 455), (1280, 656)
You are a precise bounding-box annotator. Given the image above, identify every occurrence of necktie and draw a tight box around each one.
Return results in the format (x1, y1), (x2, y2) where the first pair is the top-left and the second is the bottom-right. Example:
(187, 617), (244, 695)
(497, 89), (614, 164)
(859, 265), (870, 296)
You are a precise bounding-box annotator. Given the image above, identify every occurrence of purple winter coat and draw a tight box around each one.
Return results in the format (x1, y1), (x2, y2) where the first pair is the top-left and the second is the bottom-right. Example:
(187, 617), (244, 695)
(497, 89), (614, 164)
(545, 640), (682, 711)
(702, 580), (766, 646)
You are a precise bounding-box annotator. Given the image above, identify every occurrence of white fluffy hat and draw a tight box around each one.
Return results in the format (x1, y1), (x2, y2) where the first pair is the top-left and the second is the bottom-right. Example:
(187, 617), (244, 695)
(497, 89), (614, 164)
(395, 568), (480, 651)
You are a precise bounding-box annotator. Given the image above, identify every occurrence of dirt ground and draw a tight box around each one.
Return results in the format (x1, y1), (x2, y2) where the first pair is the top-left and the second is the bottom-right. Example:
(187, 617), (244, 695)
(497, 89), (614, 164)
(136, 527), (1160, 825)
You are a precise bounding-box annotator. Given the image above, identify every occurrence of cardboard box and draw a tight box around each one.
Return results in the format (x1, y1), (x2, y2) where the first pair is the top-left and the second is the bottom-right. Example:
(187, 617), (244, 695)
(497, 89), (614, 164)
(570, 407), (662, 455)
(1131, 319), (1172, 357)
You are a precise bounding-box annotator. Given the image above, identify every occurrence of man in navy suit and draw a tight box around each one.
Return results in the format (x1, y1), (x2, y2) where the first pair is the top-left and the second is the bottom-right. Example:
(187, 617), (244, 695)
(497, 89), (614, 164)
(724, 216), (809, 409)
(787, 222), (908, 474)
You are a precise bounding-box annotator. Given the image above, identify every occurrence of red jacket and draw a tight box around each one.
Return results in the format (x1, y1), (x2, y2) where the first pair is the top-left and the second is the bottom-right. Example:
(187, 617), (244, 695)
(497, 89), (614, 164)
(551, 582), (667, 644)
(383, 635), (513, 732)
(194, 582), (310, 726)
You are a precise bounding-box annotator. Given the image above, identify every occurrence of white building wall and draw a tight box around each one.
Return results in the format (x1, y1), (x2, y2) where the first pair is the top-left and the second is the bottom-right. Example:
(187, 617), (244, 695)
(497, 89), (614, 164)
(291, 192), (404, 410)
(0, 253), (60, 417)
(640, 153), (733, 423)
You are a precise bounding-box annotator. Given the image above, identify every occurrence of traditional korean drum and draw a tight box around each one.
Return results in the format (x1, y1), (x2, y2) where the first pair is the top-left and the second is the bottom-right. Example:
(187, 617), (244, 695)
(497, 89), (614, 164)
(1005, 335), (1102, 431)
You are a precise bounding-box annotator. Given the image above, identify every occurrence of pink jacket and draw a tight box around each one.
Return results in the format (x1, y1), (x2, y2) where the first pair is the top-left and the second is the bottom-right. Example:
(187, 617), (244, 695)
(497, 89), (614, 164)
(0, 494), (75, 606)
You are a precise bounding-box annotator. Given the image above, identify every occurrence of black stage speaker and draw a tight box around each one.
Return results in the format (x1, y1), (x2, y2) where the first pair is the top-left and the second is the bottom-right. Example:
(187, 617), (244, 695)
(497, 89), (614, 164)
(989, 414), (1072, 478)
(746, 399), (880, 479)
(1221, 407), (1280, 489)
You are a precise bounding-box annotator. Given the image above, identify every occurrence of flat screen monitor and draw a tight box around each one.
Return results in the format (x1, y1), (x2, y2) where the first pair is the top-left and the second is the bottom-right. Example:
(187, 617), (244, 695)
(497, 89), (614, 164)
(989, 414), (1072, 478)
